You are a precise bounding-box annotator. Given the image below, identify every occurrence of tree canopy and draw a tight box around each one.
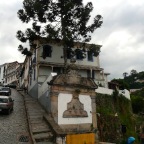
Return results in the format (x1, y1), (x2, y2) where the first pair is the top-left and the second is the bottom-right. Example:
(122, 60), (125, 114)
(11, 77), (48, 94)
(16, 0), (103, 69)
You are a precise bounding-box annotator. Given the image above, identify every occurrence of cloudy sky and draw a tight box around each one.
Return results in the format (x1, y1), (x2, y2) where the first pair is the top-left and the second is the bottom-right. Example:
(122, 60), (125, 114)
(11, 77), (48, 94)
(0, 0), (144, 80)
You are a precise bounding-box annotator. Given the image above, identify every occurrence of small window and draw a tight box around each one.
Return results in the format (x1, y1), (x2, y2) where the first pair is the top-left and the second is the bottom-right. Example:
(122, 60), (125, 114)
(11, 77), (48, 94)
(67, 49), (72, 59)
(87, 51), (93, 61)
(53, 67), (61, 74)
(42, 45), (52, 59)
(92, 70), (95, 79)
(87, 70), (91, 78)
(76, 49), (83, 60)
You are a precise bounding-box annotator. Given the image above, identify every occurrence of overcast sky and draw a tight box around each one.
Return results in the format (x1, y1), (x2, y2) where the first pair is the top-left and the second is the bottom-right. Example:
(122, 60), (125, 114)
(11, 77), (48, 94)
(0, 0), (144, 80)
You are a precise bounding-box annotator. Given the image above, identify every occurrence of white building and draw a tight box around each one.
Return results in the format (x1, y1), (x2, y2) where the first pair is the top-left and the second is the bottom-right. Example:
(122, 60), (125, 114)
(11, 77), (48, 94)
(4, 61), (22, 86)
(19, 39), (110, 111)
(0, 64), (5, 85)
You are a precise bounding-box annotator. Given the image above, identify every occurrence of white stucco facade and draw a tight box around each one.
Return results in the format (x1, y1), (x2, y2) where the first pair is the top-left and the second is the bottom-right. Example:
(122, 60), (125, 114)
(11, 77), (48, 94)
(96, 87), (130, 100)
(38, 73), (57, 99)
(34, 41), (109, 88)
(37, 43), (101, 67)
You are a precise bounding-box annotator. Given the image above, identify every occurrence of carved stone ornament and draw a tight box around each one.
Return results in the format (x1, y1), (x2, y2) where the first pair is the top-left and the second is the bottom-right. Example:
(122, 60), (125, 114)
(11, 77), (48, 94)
(63, 92), (88, 118)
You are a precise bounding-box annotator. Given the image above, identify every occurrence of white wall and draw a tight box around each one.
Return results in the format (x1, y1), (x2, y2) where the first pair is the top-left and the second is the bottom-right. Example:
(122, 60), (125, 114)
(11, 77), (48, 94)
(95, 87), (131, 100)
(38, 44), (100, 67)
(58, 93), (92, 124)
(96, 87), (113, 95)
(119, 89), (130, 100)
(38, 73), (57, 98)
(38, 67), (52, 83)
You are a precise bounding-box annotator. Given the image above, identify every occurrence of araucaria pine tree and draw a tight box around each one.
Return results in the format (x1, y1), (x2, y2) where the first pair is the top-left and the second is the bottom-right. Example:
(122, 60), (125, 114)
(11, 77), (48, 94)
(16, 0), (103, 70)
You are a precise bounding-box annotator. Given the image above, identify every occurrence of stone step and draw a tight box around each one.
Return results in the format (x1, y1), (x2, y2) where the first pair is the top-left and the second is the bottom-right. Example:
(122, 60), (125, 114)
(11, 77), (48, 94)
(36, 142), (53, 144)
(31, 123), (51, 134)
(43, 115), (65, 136)
(32, 127), (51, 134)
(31, 119), (44, 124)
(29, 115), (43, 119)
(33, 132), (53, 142)
(28, 112), (44, 116)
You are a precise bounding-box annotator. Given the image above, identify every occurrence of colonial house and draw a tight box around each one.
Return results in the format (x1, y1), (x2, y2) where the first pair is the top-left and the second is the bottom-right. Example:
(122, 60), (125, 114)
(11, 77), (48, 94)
(19, 38), (109, 98)
(19, 57), (30, 90)
(4, 61), (22, 86)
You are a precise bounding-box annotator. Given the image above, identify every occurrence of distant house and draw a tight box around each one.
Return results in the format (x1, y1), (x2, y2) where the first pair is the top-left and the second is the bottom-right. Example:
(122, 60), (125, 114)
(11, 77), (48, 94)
(108, 81), (120, 90)
(0, 64), (6, 85)
(4, 61), (22, 86)
(135, 79), (144, 83)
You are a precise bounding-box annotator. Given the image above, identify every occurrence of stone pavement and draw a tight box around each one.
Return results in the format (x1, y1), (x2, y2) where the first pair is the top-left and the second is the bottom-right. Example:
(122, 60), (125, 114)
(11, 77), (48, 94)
(18, 90), (54, 144)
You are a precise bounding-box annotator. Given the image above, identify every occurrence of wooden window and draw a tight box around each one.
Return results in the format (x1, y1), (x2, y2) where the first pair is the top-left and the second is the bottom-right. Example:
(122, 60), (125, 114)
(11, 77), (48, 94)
(92, 70), (95, 79)
(42, 45), (52, 59)
(87, 51), (93, 61)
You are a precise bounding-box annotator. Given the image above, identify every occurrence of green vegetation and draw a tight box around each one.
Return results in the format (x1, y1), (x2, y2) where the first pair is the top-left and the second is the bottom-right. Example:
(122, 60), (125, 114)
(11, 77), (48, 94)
(96, 91), (140, 143)
(131, 88), (144, 114)
(112, 70), (144, 90)
(111, 70), (144, 115)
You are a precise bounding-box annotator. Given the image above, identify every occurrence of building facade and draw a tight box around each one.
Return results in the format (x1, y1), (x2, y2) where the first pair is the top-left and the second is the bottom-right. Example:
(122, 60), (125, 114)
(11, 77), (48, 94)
(20, 39), (109, 97)
(0, 64), (5, 85)
(4, 61), (22, 86)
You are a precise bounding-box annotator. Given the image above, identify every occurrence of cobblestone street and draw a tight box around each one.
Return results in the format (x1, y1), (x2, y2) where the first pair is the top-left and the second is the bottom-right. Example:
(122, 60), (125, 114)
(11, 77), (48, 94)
(0, 89), (32, 144)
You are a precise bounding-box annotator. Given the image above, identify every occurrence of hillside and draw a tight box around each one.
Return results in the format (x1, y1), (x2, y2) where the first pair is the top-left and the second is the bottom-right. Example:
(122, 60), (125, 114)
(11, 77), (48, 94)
(97, 70), (144, 143)
(96, 91), (139, 144)
(110, 70), (144, 114)
(111, 70), (144, 90)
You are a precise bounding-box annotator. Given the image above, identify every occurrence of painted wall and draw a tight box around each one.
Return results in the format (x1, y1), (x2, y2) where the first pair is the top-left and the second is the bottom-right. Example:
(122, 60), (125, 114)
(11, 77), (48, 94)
(39, 90), (51, 113)
(96, 87), (130, 100)
(38, 73), (57, 98)
(58, 93), (92, 125)
(37, 43), (100, 67)
(96, 87), (113, 95)
(79, 69), (87, 77)
(29, 83), (38, 99)
(38, 73), (57, 112)
(38, 66), (52, 83)
(119, 89), (130, 100)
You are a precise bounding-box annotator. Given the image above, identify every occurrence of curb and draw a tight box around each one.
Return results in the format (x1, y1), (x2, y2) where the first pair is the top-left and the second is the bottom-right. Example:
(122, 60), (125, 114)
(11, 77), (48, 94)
(18, 91), (36, 144)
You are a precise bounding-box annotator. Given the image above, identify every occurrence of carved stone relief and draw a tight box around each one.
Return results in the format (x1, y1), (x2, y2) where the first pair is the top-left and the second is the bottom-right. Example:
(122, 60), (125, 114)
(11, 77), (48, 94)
(63, 92), (88, 118)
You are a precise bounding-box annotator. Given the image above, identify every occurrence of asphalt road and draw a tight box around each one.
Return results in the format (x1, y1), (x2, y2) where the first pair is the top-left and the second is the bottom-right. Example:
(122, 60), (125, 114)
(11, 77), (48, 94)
(0, 88), (32, 144)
